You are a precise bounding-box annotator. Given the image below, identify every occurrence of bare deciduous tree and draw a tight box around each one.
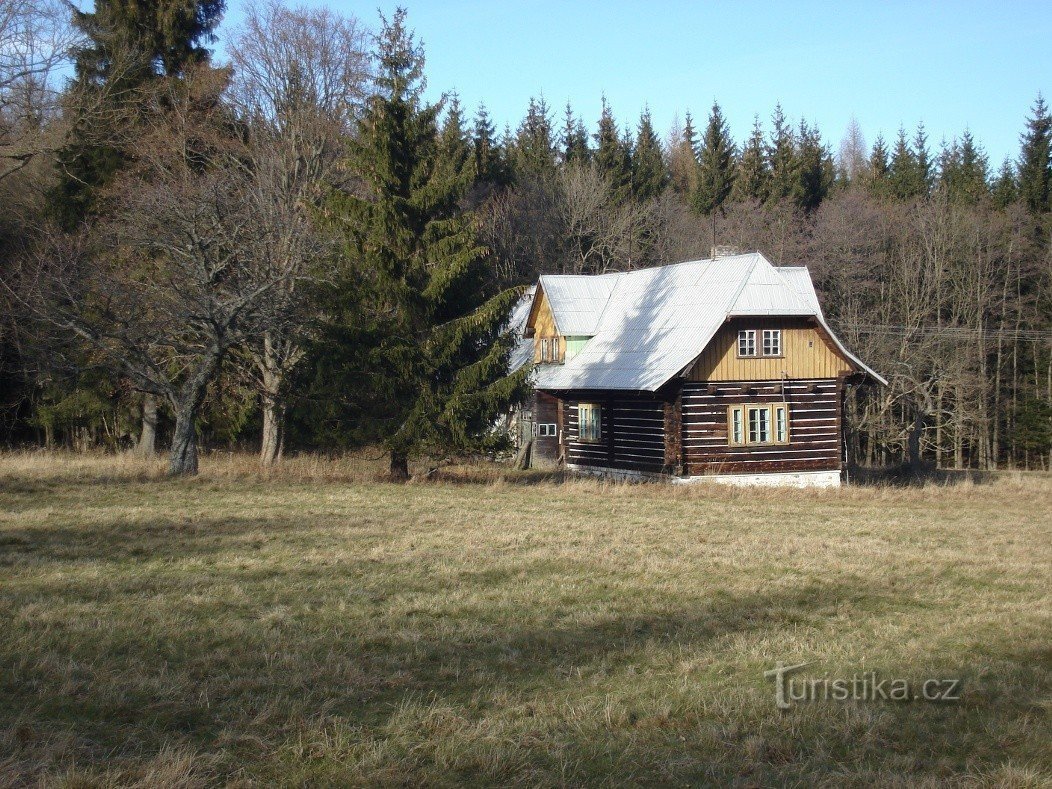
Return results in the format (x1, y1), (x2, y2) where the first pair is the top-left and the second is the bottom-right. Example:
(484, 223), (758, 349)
(0, 0), (78, 180)
(14, 68), (304, 475)
(227, 0), (369, 465)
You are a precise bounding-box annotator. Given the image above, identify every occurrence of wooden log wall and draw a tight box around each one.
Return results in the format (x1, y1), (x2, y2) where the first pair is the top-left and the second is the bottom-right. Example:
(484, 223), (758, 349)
(681, 378), (841, 475)
(565, 394), (666, 472)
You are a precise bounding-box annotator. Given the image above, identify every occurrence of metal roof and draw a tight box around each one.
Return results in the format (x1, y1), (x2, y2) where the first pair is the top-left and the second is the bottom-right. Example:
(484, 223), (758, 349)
(537, 272), (619, 336)
(531, 252), (886, 391)
(507, 286), (535, 375)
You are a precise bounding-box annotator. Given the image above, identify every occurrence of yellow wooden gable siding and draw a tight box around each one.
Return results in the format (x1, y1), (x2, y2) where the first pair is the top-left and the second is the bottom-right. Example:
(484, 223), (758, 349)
(687, 317), (852, 381)
(527, 287), (565, 363)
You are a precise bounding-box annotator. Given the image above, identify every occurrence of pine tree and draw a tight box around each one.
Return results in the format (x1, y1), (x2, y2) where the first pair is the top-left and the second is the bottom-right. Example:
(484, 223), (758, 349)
(561, 102), (590, 164)
(693, 101), (737, 246)
(594, 97), (633, 201)
(320, 10), (528, 479)
(767, 103), (797, 202)
(992, 157), (1018, 209)
(631, 107), (666, 200)
(889, 126), (920, 200)
(50, 0), (226, 227)
(1017, 93), (1051, 214)
(734, 114), (769, 202)
(512, 96), (557, 182)
(794, 119), (832, 211)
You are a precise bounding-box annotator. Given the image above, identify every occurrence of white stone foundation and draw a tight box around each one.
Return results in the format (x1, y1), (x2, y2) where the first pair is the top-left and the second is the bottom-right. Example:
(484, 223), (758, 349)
(566, 464), (842, 488)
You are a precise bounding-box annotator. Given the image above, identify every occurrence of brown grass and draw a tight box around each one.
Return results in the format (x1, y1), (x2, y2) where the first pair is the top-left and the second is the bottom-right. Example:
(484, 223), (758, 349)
(0, 452), (1049, 786)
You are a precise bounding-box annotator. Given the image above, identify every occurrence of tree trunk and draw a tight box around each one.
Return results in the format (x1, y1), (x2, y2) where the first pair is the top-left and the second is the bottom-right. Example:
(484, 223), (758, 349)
(908, 407), (926, 475)
(135, 394), (158, 456)
(389, 451), (409, 481)
(259, 363), (284, 467)
(169, 409), (199, 476)
(260, 400), (282, 467)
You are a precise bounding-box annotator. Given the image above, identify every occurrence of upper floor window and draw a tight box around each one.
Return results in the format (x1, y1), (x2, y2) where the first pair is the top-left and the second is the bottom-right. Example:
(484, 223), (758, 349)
(539, 337), (559, 363)
(738, 330), (756, 357)
(763, 329), (782, 356)
(738, 328), (782, 357)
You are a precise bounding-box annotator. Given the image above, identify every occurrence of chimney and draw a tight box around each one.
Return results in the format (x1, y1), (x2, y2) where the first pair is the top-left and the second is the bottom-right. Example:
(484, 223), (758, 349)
(710, 245), (742, 259)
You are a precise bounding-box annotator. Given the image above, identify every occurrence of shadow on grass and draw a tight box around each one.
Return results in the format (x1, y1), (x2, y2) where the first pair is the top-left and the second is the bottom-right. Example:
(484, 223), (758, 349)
(1, 482), (1048, 784)
(3, 532), (1048, 785)
(848, 463), (1003, 487)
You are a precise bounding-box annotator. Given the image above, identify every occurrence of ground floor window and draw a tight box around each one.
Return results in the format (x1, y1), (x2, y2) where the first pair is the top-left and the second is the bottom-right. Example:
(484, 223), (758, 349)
(578, 403), (602, 443)
(536, 423), (557, 437)
(728, 403), (789, 446)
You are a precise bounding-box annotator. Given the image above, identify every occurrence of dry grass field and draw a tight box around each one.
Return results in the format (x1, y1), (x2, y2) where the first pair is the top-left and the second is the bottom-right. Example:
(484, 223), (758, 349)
(1, 452), (1050, 787)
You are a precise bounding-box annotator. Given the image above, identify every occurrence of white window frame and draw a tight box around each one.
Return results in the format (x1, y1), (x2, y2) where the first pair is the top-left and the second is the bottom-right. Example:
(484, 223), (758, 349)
(747, 405), (770, 443)
(728, 403), (790, 446)
(737, 329), (757, 357)
(728, 405), (745, 446)
(762, 329), (782, 357)
(774, 404), (789, 443)
(578, 403), (602, 444)
(538, 423), (557, 438)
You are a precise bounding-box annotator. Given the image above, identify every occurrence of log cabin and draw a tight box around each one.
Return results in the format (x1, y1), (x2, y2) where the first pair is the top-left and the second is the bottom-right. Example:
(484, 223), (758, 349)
(512, 251), (885, 487)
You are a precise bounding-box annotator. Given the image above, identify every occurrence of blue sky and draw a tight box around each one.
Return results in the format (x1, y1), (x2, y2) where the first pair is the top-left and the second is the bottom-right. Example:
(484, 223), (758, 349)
(216, 1), (1050, 167)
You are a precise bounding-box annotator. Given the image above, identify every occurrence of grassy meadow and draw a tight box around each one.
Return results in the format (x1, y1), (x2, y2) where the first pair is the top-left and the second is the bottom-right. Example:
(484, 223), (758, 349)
(0, 452), (1049, 786)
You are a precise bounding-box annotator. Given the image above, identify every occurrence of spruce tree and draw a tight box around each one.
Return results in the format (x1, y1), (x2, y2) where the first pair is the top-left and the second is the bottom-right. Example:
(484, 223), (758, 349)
(683, 111), (698, 161)
(767, 103), (797, 202)
(941, 131), (989, 203)
(439, 93), (470, 171)
(51, 0), (225, 227)
(794, 119), (833, 212)
(734, 115), (769, 202)
(867, 134), (891, 198)
(693, 101), (737, 246)
(594, 97), (632, 201)
(668, 111), (698, 195)
(472, 104), (508, 186)
(631, 108), (666, 200)
(321, 10), (528, 478)
(889, 126), (920, 199)
(561, 102), (590, 164)
(1017, 93), (1051, 214)
(913, 122), (933, 197)
(512, 96), (557, 182)
(992, 157), (1018, 209)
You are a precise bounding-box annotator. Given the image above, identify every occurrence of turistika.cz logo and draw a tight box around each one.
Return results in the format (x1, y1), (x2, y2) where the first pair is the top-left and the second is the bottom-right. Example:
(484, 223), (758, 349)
(764, 661), (962, 710)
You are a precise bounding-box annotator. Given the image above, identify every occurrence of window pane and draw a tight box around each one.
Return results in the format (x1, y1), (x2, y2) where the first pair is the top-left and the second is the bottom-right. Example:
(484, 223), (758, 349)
(748, 408), (759, 442)
(731, 408), (743, 444)
(758, 408), (769, 442)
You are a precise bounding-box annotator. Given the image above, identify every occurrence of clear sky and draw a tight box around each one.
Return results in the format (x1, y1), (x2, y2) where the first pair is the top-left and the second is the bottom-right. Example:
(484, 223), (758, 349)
(216, 0), (1051, 167)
